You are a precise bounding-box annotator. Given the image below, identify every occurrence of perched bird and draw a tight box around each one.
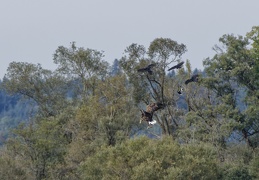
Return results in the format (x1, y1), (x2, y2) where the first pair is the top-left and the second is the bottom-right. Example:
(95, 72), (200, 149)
(177, 86), (184, 95)
(185, 74), (199, 85)
(137, 63), (156, 75)
(168, 61), (184, 71)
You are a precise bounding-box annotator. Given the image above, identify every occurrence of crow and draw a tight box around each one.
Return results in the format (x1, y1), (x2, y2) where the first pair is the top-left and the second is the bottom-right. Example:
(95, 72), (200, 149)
(137, 63), (156, 75)
(185, 74), (199, 85)
(168, 61), (184, 71)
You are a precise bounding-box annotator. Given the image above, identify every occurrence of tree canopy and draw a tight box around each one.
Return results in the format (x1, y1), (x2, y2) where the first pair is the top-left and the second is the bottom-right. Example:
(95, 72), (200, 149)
(0, 27), (258, 180)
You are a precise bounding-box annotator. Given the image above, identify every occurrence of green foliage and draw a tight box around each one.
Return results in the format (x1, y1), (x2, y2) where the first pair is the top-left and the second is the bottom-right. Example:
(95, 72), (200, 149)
(72, 74), (139, 146)
(0, 149), (29, 180)
(249, 155), (259, 179)
(6, 117), (68, 179)
(202, 28), (259, 148)
(148, 38), (187, 61)
(120, 38), (188, 136)
(53, 42), (109, 100)
(2, 62), (67, 117)
(1, 29), (259, 180)
(80, 136), (221, 180)
(222, 166), (252, 180)
(219, 145), (257, 180)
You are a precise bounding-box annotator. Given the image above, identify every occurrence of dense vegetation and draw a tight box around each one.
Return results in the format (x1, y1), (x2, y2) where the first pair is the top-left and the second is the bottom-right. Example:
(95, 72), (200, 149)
(0, 26), (258, 179)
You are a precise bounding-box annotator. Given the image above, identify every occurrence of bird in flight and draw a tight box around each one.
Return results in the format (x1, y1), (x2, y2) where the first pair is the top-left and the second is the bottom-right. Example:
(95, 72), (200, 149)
(177, 86), (184, 95)
(137, 63), (156, 75)
(185, 74), (199, 85)
(140, 109), (156, 126)
(146, 102), (164, 113)
(140, 102), (164, 127)
(168, 61), (184, 71)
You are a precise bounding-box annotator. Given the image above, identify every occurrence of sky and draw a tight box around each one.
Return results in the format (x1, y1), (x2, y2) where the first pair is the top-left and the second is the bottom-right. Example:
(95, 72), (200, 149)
(1, 1), (259, 79)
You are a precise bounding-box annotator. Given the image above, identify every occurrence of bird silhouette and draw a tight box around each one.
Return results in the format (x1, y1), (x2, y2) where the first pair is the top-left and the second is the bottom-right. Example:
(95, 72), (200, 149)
(185, 74), (199, 85)
(177, 86), (184, 95)
(168, 61), (184, 71)
(140, 102), (164, 127)
(137, 63), (156, 75)
(146, 102), (164, 113)
(140, 109), (156, 125)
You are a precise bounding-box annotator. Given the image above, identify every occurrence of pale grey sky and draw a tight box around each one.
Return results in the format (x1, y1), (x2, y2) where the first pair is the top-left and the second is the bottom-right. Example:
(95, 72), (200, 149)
(1, 1), (259, 78)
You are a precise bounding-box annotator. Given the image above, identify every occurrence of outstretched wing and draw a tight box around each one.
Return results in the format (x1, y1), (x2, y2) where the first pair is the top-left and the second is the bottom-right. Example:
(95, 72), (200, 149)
(191, 74), (199, 82)
(147, 63), (156, 68)
(185, 74), (199, 85)
(137, 67), (148, 72)
(137, 63), (156, 74)
(185, 79), (192, 85)
(146, 102), (164, 114)
(147, 69), (153, 75)
(168, 61), (184, 71)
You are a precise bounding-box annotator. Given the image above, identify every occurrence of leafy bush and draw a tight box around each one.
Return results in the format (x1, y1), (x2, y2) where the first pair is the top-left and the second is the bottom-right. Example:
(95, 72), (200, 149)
(80, 136), (221, 179)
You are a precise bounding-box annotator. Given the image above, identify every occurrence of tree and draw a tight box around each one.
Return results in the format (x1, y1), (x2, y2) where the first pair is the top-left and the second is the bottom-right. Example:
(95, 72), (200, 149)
(203, 27), (259, 148)
(120, 38), (187, 135)
(0, 150), (29, 180)
(5, 118), (68, 180)
(80, 136), (221, 179)
(2, 62), (68, 117)
(60, 74), (140, 178)
(53, 42), (109, 101)
(109, 59), (122, 76)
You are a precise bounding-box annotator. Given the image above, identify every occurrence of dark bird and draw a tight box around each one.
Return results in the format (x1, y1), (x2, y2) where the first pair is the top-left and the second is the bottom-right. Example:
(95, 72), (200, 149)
(139, 102), (164, 127)
(168, 61), (184, 71)
(140, 109), (156, 125)
(137, 63), (156, 75)
(177, 86), (184, 95)
(185, 74), (199, 85)
(146, 102), (164, 113)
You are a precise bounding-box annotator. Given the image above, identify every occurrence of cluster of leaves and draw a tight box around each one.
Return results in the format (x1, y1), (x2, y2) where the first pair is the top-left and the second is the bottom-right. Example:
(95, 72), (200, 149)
(0, 27), (258, 179)
(81, 136), (220, 180)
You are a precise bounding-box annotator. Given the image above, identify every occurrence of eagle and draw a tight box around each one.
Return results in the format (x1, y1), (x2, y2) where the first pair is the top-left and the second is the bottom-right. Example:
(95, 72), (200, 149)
(185, 74), (199, 85)
(168, 61), (184, 71)
(137, 63), (156, 75)
(140, 109), (156, 125)
(140, 102), (164, 127)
